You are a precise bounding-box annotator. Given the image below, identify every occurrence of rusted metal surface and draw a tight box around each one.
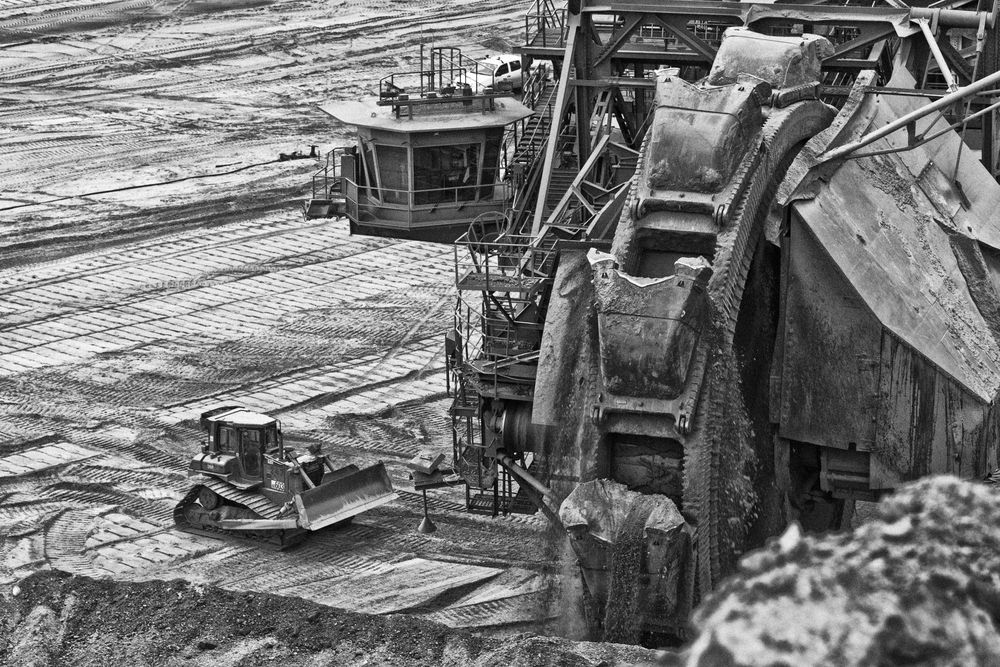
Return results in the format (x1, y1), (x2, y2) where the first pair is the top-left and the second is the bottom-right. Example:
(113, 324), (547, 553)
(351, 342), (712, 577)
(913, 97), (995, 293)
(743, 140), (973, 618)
(590, 251), (711, 402)
(706, 27), (833, 89)
(559, 479), (693, 640)
(775, 61), (1000, 498)
(788, 99), (1000, 402)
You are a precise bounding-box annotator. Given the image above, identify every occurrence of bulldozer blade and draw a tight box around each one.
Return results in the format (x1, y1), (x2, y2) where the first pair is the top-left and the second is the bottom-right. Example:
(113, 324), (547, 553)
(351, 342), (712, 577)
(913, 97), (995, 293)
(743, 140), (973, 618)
(294, 462), (397, 530)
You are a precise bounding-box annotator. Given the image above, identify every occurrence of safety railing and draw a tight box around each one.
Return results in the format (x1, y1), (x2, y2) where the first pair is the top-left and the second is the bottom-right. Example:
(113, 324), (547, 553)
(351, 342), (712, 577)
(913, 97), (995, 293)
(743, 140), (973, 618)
(310, 147), (349, 200)
(520, 60), (552, 111)
(524, 0), (567, 48)
(501, 100), (554, 184)
(378, 46), (517, 106)
(343, 178), (511, 209)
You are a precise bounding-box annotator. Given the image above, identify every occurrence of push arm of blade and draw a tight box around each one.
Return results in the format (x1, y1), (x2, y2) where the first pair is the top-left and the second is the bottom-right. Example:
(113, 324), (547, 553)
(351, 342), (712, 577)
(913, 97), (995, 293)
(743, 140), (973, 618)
(298, 466), (316, 489)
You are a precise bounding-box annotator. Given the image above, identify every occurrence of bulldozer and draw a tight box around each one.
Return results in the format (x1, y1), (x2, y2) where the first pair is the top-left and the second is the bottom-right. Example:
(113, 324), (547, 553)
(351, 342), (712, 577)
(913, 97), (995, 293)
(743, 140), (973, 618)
(174, 406), (397, 549)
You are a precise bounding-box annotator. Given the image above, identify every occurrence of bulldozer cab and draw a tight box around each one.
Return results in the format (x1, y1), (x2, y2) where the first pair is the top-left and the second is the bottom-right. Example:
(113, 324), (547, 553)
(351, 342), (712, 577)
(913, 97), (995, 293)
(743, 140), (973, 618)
(201, 407), (282, 483)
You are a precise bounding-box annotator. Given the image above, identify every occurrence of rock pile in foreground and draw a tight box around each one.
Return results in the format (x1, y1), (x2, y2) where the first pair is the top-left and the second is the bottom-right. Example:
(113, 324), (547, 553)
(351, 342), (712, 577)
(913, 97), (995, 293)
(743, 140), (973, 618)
(0, 570), (661, 667)
(681, 475), (1000, 666)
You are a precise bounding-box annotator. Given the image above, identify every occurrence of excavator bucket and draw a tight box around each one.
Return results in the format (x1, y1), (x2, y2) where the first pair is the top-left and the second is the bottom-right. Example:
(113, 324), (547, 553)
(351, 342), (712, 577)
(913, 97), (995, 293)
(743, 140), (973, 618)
(294, 462), (397, 530)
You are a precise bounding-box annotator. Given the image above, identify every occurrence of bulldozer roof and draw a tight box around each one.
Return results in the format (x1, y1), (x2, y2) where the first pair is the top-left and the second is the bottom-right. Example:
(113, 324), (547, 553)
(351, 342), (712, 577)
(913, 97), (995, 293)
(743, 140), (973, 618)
(203, 408), (276, 427)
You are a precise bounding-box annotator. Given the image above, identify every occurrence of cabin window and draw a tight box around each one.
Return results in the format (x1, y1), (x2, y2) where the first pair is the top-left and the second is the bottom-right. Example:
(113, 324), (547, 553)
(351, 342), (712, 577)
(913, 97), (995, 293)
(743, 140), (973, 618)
(376, 145), (409, 205)
(360, 140), (379, 199)
(480, 138), (500, 199)
(412, 143), (480, 205)
(240, 428), (263, 477)
(510, 60), (521, 71)
(264, 426), (281, 455)
(218, 426), (236, 453)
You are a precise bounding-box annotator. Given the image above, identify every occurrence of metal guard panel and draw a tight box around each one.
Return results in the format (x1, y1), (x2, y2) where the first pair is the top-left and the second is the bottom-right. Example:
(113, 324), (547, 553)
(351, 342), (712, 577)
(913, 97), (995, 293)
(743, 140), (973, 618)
(642, 77), (769, 196)
(789, 65), (1000, 402)
(707, 27), (832, 90)
(792, 169), (1000, 402)
(876, 68), (1000, 256)
(592, 260), (711, 400)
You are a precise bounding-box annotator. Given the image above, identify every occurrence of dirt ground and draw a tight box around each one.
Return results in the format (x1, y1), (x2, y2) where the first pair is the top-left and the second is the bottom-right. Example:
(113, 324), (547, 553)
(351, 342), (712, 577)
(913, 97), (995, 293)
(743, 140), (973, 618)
(0, 0), (588, 653)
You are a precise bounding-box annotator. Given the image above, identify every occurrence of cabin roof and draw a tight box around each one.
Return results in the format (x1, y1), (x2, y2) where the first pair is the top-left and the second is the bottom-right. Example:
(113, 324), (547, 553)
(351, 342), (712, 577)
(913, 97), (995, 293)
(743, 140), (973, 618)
(319, 96), (532, 133)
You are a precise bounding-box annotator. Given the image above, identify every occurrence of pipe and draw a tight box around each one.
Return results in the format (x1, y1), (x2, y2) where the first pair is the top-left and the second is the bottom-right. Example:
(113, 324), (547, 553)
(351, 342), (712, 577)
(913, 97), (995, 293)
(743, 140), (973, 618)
(911, 5), (996, 29)
(497, 454), (555, 499)
(847, 96), (1000, 160)
(818, 65), (1000, 163)
(497, 453), (564, 530)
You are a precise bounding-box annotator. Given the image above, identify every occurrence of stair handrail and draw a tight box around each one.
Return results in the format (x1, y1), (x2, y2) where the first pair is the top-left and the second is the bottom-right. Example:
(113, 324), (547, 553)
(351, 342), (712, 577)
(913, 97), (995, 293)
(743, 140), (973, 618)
(311, 148), (343, 200)
(520, 61), (552, 111)
(524, 0), (567, 48)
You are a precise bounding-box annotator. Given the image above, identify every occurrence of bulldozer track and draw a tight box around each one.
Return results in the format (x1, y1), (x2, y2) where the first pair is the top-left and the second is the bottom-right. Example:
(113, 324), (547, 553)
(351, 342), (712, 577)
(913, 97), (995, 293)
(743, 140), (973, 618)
(0, 0), (154, 32)
(1, 241), (449, 324)
(173, 480), (307, 550)
(0, 219), (336, 300)
(0, 213), (335, 295)
(0, 0), (94, 11)
(0, 502), (70, 527)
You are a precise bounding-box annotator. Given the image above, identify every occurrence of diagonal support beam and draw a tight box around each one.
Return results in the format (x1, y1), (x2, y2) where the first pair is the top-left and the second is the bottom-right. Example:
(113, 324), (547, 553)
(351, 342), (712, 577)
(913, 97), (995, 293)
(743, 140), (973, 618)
(827, 24), (896, 60)
(652, 15), (717, 62)
(937, 32), (976, 84)
(532, 12), (580, 235)
(593, 12), (648, 67)
(540, 133), (613, 234)
(917, 18), (959, 91)
(611, 87), (637, 146)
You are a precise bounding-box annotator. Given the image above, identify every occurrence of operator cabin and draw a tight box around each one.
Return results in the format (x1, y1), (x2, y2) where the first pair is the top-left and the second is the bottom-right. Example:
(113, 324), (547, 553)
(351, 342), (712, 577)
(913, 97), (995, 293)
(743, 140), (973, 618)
(317, 75), (532, 242)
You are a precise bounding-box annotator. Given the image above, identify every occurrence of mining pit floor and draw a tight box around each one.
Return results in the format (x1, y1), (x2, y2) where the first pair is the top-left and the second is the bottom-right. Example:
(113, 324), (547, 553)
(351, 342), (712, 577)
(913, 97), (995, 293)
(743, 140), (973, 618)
(0, 0), (629, 662)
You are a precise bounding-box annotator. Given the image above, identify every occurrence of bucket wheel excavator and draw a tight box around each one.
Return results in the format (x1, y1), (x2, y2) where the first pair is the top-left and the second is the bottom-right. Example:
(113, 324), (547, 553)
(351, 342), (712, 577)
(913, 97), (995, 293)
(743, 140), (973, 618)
(474, 27), (839, 640)
(310, 0), (1000, 644)
(447, 1), (1000, 643)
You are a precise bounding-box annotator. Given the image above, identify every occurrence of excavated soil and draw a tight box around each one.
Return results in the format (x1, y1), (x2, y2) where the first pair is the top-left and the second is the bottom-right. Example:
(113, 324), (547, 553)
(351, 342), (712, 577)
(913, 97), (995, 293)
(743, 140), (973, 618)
(680, 476), (1000, 666)
(0, 570), (663, 666)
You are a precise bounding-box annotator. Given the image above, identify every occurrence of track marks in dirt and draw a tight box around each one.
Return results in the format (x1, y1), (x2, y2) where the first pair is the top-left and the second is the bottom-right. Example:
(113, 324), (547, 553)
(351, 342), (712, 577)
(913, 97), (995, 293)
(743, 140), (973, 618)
(0, 0), (558, 637)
